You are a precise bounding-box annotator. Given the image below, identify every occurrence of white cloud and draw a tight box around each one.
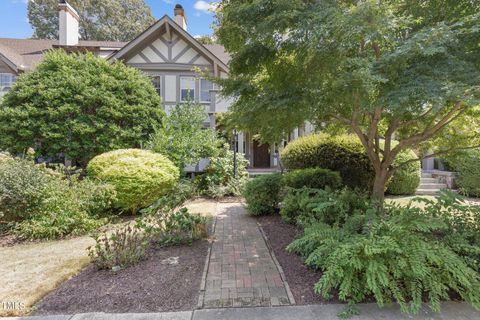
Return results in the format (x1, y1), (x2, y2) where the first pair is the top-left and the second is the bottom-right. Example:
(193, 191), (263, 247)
(162, 0), (173, 4)
(194, 1), (218, 14)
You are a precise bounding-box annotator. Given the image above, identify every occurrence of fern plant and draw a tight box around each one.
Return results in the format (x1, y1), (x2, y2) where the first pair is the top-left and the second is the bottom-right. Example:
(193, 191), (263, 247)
(287, 206), (480, 314)
(415, 190), (480, 271)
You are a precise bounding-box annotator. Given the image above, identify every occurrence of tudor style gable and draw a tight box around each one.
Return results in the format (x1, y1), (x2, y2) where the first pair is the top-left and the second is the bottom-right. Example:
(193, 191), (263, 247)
(126, 31), (211, 66)
(109, 15), (228, 75)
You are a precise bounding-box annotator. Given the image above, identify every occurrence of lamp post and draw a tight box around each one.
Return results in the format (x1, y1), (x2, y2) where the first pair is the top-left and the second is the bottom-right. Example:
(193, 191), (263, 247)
(233, 129), (238, 178)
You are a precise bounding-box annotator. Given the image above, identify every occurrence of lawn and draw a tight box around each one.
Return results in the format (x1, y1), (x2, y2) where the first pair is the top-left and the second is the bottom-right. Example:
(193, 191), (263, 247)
(0, 198), (219, 317)
(0, 236), (94, 316)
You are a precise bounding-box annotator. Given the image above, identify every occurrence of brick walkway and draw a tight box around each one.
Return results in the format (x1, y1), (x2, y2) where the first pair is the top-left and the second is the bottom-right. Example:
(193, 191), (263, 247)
(199, 203), (292, 308)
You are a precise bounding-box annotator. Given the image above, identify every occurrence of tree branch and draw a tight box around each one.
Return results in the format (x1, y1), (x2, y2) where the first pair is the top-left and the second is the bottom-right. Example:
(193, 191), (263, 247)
(390, 102), (466, 159)
(390, 144), (480, 173)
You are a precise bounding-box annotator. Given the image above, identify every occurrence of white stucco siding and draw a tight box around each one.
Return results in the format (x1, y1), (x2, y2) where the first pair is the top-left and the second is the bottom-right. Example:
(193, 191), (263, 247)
(195, 56), (209, 65)
(152, 39), (168, 57)
(127, 54), (147, 63)
(142, 46), (164, 63)
(176, 48), (198, 63)
(172, 39), (188, 58)
(164, 75), (177, 102)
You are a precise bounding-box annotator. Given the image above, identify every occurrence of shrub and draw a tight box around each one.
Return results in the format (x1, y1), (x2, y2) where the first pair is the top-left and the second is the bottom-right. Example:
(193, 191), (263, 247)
(283, 168), (342, 190)
(448, 150), (480, 197)
(141, 179), (197, 216)
(149, 101), (221, 170)
(89, 225), (150, 270)
(281, 133), (420, 194)
(386, 149), (421, 195)
(0, 155), (51, 221)
(279, 188), (300, 224)
(14, 174), (116, 240)
(155, 208), (209, 246)
(0, 154), (116, 239)
(280, 187), (370, 225)
(138, 185), (210, 246)
(194, 144), (249, 198)
(244, 173), (283, 215)
(281, 134), (374, 190)
(87, 149), (179, 213)
(0, 50), (164, 166)
(287, 206), (480, 315)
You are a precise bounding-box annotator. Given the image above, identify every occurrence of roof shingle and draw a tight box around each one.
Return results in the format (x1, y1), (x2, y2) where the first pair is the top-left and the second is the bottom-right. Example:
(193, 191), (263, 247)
(0, 38), (127, 71)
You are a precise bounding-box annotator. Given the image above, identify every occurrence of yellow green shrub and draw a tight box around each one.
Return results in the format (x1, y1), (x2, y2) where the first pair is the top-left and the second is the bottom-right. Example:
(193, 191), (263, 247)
(87, 149), (179, 213)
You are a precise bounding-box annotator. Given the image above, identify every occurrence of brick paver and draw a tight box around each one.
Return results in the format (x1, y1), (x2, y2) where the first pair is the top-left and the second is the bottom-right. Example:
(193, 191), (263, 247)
(200, 203), (291, 308)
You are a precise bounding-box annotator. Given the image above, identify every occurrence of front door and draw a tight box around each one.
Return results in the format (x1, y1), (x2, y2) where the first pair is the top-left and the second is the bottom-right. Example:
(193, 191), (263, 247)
(253, 140), (270, 168)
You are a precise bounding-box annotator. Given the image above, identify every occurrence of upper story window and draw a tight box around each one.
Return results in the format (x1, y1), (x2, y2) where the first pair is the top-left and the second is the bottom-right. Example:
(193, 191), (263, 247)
(151, 76), (161, 97)
(180, 77), (195, 102)
(0, 73), (17, 97)
(200, 79), (213, 102)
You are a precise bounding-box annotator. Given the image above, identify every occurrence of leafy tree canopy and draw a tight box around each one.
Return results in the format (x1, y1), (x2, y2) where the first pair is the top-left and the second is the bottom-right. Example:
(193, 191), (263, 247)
(148, 101), (221, 170)
(0, 50), (164, 166)
(28, 0), (155, 41)
(195, 35), (216, 45)
(215, 0), (480, 200)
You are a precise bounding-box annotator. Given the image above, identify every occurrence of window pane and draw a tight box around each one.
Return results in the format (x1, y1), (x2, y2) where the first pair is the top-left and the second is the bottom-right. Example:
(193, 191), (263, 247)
(200, 79), (213, 102)
(0, 73), (17, 97)
(180, 77), (195, 101)
(151, 76), (161, 96)
(181, 89), (194, 101)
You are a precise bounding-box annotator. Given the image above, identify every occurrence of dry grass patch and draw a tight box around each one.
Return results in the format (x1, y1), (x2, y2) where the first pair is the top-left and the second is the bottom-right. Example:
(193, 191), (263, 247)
(183, 198), (219, 217)
(0, 236), (94, 316)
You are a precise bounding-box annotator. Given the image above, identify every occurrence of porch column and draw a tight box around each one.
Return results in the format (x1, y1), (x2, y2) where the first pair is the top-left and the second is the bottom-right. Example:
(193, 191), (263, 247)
(238, 132), (245, 153)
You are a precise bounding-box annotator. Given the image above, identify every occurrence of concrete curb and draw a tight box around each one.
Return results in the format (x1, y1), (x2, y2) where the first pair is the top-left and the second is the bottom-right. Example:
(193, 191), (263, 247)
(4, 302), (479, 320)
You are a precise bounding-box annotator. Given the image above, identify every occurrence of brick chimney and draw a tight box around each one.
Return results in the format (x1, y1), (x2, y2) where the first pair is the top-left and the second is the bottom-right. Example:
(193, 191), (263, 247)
(174, 4), (187, 31)
(58, 0), (79, 46)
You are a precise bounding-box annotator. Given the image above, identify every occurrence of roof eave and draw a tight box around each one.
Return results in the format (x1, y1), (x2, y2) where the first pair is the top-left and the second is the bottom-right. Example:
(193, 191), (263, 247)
(0, 52), (20, 74)
(109, 15), (229, 73)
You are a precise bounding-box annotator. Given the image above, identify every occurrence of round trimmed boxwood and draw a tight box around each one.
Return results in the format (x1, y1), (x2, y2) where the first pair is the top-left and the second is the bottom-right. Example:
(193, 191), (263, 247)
(281, 134), (374, 190)
(283, 167), (342, 190)
(244, 173), (283, 215)
(281, 133), (420, 194)
(87, 149), (179, 213)
(386, 149), (421, 195)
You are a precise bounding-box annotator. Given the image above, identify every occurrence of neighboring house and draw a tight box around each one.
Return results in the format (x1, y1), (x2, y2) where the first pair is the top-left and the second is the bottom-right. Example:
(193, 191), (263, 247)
(0, 1), (314, 169)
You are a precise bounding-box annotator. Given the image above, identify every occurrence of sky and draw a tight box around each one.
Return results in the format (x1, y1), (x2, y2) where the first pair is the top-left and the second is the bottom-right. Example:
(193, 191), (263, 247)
(0, 0), (217, 39)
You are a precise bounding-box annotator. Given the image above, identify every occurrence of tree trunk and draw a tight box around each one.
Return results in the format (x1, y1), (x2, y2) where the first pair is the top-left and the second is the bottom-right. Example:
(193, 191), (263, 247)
(372, 168), (389, 207)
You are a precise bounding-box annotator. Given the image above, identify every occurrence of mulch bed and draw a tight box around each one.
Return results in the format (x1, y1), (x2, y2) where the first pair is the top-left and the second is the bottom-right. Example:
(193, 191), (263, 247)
(33, 239), (209, 315)
(258, 215), (338, 305)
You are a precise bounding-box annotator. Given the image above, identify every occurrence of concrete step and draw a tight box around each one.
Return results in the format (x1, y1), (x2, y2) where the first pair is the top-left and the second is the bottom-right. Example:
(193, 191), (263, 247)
(416, 189), (442, 196)
(421, 172), (433, 178)
(418, 183), (447, 190)
(420, 177), (439, 183)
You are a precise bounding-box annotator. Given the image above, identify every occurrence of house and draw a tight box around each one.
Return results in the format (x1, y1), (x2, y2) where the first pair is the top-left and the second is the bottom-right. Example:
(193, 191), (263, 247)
(0, 1), (314, 170)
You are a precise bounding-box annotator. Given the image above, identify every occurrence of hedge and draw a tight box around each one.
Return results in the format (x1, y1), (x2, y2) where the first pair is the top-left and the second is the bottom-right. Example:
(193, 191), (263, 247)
(244, 173), (283, 215)
(283, 167), (342, 190)
(280, 133), (420, 194)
